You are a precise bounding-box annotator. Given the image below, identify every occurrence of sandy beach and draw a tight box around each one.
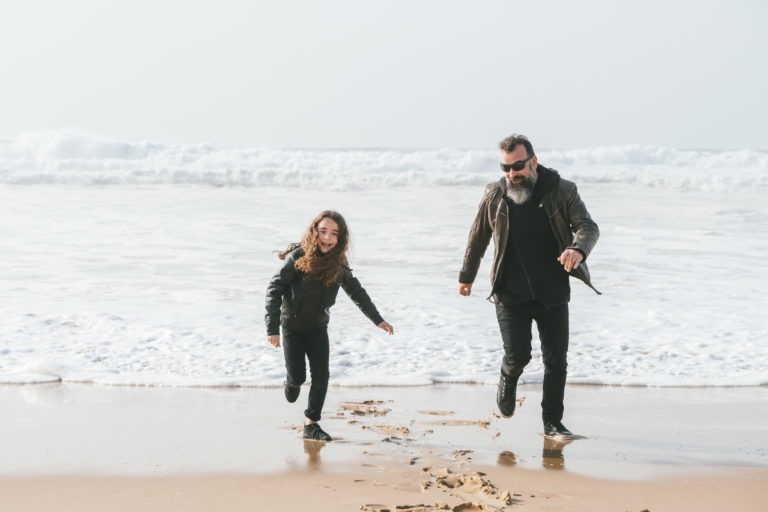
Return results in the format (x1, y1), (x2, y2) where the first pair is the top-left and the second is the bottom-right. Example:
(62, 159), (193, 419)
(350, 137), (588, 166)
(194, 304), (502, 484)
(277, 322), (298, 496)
(1, 383), (766, 511)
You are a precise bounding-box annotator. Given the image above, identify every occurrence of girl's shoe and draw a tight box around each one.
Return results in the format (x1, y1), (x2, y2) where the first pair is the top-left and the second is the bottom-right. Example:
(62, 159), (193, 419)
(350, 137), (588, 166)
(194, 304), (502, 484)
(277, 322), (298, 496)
(303, 422), (332, 441)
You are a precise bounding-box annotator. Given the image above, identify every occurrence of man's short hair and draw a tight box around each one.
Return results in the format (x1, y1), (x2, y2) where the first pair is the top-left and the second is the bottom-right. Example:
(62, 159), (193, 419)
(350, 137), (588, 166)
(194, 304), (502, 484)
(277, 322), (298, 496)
(499, 134), (535, 156)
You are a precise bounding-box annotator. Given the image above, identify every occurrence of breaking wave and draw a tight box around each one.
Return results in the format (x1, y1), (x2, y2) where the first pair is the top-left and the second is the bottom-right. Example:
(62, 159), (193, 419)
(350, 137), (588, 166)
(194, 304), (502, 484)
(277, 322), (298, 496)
(1, 131), (765, 191)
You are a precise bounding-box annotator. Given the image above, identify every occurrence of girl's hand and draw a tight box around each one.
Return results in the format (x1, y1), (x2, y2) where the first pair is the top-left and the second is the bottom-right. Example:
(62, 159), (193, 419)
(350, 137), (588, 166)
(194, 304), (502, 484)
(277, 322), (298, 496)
(268, 335), (281, 348)
(378, 321), (394, 335)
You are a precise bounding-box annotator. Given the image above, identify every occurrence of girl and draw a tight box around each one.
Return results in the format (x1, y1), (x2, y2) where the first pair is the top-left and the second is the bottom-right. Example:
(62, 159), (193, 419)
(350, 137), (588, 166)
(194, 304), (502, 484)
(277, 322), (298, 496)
(265, 210), (394, 441)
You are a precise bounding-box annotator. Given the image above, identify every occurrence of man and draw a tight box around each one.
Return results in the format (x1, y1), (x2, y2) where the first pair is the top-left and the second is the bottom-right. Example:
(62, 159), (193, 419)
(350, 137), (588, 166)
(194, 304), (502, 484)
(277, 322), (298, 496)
(458, 134), (599, 437)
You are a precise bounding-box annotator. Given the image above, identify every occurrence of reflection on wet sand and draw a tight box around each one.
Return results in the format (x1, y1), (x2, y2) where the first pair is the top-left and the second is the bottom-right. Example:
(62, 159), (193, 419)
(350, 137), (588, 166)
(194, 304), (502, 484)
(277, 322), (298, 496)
(303, 440), (326, 468)
(497, 450), (517, 466)
(542, 436), (575, 470)
(497, 436), (580, 471)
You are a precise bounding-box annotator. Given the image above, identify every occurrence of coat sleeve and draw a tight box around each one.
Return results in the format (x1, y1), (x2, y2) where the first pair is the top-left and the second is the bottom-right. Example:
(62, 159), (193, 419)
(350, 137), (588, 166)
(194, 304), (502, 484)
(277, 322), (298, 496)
(340, 269), (385, 326)
(562, 181), (599, 259)
(265, 254), (300, 336)
(459, 184), (495, 284)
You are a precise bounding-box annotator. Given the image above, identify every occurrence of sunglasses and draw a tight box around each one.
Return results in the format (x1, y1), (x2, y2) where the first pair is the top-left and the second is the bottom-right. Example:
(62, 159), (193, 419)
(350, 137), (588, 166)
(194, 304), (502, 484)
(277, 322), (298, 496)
(500, 155), (533, 173)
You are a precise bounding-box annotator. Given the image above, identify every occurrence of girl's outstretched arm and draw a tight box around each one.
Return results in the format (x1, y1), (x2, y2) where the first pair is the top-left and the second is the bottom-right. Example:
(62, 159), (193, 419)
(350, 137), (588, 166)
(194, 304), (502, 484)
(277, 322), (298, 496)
(378, 321), (394, 335)
(340, 270), (385, 326)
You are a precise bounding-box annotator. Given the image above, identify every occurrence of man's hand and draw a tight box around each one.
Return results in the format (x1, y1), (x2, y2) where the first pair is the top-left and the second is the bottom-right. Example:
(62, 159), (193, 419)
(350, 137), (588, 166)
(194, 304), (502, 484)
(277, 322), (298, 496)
(558, 248), (584, 273)
(267, 335), (280, 348)
(459, 283), (473, 296)
(378, 321), (394, 335)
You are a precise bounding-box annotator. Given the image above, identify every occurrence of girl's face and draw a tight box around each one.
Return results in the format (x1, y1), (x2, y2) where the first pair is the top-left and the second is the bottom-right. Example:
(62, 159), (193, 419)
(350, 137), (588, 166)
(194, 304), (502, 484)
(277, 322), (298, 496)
(316, 217), (339, 253)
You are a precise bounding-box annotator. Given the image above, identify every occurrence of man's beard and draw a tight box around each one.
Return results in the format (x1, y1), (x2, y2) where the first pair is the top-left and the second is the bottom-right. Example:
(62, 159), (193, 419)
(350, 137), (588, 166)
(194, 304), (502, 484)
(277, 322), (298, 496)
(505, 169), (537, 205)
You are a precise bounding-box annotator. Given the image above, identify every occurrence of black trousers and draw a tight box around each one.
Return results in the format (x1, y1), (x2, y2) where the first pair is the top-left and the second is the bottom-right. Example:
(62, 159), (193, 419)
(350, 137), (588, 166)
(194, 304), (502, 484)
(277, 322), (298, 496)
(282, 327), (330, 422)
(494, 300), (569, 423)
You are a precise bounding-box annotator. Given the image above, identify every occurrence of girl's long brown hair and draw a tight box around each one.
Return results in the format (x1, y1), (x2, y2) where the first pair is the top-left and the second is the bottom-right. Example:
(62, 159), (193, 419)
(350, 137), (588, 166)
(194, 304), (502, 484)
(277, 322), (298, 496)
(277, 210), (350, 285)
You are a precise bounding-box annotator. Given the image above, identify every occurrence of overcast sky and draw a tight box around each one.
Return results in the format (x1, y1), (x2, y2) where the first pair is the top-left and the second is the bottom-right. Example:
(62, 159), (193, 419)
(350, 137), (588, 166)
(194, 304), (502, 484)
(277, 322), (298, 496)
(1, 0), (766, 150)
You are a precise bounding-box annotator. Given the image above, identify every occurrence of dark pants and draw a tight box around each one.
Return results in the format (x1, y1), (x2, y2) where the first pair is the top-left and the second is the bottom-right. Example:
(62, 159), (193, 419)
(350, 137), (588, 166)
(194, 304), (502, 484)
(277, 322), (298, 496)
(494, 300), (569, 423)
(282, 327), (330, 422)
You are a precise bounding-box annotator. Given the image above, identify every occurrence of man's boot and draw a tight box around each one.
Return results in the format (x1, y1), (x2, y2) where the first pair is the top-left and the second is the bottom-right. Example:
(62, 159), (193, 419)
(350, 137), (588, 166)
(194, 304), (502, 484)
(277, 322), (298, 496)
(497, 371), (519, 417)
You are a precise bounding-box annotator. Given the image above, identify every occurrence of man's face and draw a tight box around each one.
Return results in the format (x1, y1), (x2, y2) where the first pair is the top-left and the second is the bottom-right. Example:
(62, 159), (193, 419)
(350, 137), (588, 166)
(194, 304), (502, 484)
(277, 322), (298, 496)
(501, 146), (537, 189)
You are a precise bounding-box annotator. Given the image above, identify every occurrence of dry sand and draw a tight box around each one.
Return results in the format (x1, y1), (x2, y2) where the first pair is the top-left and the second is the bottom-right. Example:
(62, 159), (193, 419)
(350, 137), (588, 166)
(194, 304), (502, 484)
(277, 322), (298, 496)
(1, 383), (766, 511)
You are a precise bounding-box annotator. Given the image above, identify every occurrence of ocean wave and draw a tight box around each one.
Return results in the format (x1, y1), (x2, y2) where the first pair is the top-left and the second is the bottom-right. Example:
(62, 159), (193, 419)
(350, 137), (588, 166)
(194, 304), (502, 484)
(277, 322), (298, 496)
(1, 131), (766, 190)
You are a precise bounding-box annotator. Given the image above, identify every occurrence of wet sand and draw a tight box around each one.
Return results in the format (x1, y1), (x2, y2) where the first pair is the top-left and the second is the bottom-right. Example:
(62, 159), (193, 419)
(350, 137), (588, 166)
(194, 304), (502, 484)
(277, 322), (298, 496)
(1, 383), (766, 511)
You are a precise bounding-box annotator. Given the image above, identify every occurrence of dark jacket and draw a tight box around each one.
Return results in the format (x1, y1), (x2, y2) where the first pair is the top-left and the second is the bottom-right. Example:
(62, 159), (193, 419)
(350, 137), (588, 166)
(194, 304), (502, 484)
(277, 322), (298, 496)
(459, 165), (600, 298)
(265, 248), (384, 335)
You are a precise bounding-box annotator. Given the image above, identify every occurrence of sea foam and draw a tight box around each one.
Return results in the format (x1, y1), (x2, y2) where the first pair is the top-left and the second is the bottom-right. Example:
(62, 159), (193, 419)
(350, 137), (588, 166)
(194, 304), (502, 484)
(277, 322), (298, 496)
(1, 131), (765, 190)
(0, 133), (766, 388)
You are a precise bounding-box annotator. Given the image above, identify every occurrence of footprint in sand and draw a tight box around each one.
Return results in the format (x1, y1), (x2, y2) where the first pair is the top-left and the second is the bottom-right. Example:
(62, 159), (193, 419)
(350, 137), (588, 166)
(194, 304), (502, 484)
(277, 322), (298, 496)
(360, 504), (459, 511)
(339, 400), (392, 417)
(361, 500), (497, 511)
(437, 419), (491, 428)
(422, 466), (515, 507)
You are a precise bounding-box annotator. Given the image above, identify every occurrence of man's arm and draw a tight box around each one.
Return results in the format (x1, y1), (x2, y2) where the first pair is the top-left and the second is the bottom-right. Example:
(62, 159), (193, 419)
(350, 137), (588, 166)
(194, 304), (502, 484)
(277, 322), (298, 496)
(563, 182), (599, 260)
(458, 187), (495, 295)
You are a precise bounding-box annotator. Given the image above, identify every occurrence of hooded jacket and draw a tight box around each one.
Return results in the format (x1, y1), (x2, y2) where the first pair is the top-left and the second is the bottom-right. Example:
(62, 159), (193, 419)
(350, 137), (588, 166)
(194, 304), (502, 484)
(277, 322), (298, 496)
(459, 165), (600, 298)
(265, 248), (384, 335)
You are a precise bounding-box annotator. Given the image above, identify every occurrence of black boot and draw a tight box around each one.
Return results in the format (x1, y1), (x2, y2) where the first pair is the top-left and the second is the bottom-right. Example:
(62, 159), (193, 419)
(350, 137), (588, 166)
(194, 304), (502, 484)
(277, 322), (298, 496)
(284, 381), (300, 403)
(303, 422), (332, 441)
(497, 372), (519, 418)
(543, 421), (573, 437)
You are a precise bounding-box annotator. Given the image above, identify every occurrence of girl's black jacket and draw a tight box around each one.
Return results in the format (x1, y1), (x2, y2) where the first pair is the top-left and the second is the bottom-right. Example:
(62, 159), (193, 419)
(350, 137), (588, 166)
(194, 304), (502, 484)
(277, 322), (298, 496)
(265, 248), (384, 335)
